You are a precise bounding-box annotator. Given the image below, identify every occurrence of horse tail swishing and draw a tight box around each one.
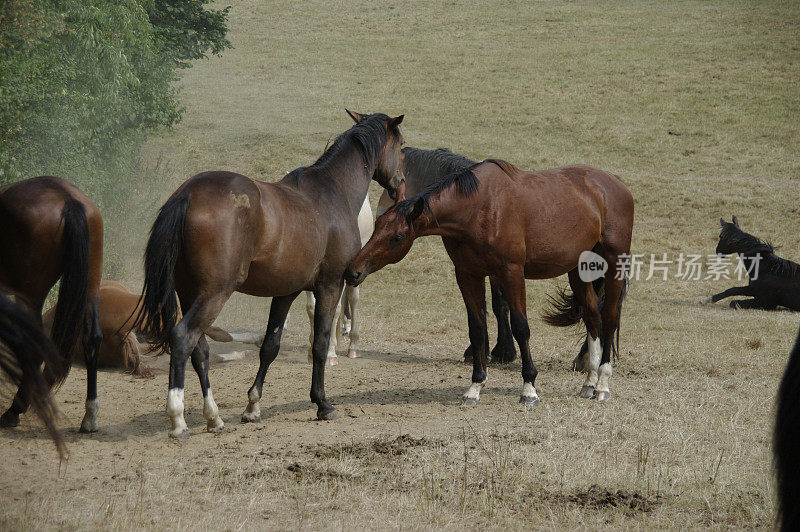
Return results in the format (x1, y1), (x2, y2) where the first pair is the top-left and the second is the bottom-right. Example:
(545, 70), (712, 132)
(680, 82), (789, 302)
(0, 291), (66, 458)
(49, 199), (90, 388)
(775, 327), (800, 530)
(134, 194), (189, 353)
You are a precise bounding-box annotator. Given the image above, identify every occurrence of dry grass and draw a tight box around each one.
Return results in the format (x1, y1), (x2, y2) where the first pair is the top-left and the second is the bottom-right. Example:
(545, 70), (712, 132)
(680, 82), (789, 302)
(1, 0), (799, 529)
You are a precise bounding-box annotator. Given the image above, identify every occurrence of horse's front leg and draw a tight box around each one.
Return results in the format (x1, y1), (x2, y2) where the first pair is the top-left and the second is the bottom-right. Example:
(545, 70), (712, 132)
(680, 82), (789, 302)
(307, 292), (341, 366)
(496, 267), (540, 406)
(345, 285), (361, 358)
(310, 281), (343, 420)
(243, 292), (299, 423)
(455, 269), (488, 406)
(700, 285), (752, 305)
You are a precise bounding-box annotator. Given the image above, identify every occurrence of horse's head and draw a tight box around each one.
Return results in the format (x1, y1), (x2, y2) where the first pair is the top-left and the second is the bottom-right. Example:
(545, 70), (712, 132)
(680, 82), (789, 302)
(345, 109), (405, 196)
(344, 186), (424, 287)
(716, 215), (741, 255)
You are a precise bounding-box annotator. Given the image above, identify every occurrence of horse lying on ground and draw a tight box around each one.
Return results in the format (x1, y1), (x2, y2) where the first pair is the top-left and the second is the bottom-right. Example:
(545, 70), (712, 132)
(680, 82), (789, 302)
(701, 216), (800, 310)
(0, 176), (103, 433)
(774, 326), (800, 530)
(377, 146), (517, 364)
(0, 287), (66, 458)
(41, 280), (259, 378)
(133, 110), (404, 436)
(347, 159), (633, 405)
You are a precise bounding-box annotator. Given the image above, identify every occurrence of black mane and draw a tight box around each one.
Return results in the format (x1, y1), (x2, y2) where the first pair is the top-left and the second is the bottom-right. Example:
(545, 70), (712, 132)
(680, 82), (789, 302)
(395, 163), (481, 223)
(401, 147), (476, 189)
(313, 113), (390, 170)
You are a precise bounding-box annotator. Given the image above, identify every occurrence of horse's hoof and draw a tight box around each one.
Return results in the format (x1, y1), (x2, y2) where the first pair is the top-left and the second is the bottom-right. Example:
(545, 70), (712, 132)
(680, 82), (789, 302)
(241, 412), (261, 423)
(207, 421), (225, 433)
(519, 395), (540, 407)
(326, 356), (339, 367)
(579, 385), (595, 399)
(317, 409), (338, 421)
(78, 423), (99, 434)
(595, 391), (611, 402)
(347, 349), (359, 359)
(0, 412), (20, 428)
(699, 297), (712, 306)
(461, 396), (480, 406)
(169, 428), (190, 439)
(491, 344), (517, 364)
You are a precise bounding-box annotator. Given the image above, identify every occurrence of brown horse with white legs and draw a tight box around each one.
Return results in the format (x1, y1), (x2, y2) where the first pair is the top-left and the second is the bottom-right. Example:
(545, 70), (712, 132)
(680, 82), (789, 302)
(346, 160), (633, 406)
(133, 111), (404, 437)
(0, 176), (103, 433)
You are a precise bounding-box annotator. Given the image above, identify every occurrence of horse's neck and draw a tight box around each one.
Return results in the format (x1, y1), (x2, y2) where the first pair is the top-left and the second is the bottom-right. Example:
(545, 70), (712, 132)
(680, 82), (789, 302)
(314, 144), (373, 217)
(414, 190), (471, 240)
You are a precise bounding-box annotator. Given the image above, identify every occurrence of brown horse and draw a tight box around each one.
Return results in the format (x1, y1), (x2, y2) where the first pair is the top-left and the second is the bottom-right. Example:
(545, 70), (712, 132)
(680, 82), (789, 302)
(0, 286), (66, 458)
(134, 111), (404, 437)
(0, 176), (103, 433)
(346, 160), (634, 405)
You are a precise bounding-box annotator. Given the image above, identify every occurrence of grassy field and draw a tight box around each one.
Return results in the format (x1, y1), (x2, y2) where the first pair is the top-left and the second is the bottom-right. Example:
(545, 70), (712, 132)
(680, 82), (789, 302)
(2, 0), (799, 529)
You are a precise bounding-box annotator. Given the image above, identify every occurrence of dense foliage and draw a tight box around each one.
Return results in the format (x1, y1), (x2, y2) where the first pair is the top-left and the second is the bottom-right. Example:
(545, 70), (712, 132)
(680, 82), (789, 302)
(0, 0), (230, 192)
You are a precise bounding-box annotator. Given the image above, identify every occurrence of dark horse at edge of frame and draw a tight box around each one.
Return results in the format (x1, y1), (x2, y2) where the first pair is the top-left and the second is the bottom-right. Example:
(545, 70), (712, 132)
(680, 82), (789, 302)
(774, 326), (800, 531)
(0, 176), (103, 433)
(133, 111), (404, 437)
(376, 146), (518, 364)
(0, 287), (66, 458)
(346, 159), (633, 405)
(701, 216), (800, 311)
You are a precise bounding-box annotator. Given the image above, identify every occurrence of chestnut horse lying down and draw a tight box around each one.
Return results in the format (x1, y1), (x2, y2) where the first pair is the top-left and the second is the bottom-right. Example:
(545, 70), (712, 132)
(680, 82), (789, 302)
(42, 280), (261, 377)
(347, 160), (633, 406)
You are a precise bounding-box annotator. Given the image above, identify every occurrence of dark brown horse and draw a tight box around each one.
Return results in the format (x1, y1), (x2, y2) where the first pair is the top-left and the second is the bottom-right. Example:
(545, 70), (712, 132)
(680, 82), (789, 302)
(133, 111), (404, 437)
(0, 286), (66, 457)
(346, 160), (633, 405)
(0, 176), (103, 433)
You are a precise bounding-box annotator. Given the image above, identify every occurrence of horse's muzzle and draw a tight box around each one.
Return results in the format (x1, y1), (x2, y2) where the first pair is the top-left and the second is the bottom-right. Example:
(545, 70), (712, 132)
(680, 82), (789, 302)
(344, 263), (369, 286)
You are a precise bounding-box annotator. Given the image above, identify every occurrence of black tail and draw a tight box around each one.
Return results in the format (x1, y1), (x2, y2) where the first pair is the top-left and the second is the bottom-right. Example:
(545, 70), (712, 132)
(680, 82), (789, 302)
(542, 276), (628, 362)
(0, 293), (66, 459)
(50, 199), (90, 388)
(132, 194), (189, 353)
(775, 327), (800, 531)
(542, 277), (605, 328)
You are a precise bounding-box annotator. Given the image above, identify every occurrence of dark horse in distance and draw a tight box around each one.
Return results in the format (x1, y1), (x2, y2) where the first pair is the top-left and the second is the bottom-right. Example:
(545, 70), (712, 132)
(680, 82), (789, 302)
(377, 146), (516, 364)
(701, 216), (800, 310)
(0, 287), (66, 457)
(774, 327), (800, 531)
(0, 176), (103, 433)
(134, 111), (404, 437)
(347, 160), (633, 405)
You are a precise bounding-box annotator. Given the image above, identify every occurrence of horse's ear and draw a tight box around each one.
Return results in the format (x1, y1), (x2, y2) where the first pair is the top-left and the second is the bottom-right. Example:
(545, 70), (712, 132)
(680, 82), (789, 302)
(409, 197), (425, 220)
(345, 109), (368, 123)
(389, 115), (404, 128)
(732, 215), (740, 227)
(394, 180), (406, 204)
(720, 218), (726, 227)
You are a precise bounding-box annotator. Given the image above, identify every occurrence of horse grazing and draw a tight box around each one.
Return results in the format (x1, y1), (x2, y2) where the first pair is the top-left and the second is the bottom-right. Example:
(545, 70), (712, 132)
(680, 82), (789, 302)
(774, 327), (800, 530)
(377, 147), (517, 364)
(0, 287), (66, 458)
(0, 176), (103, 433)
(700, 216), (800, 310)
(346, 160), (633, 405)
(133, 111), (404, 437)
(306, 195), (374, 365)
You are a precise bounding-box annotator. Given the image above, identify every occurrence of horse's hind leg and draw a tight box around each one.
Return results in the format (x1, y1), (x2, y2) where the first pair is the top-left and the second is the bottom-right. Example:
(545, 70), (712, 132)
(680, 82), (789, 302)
(79, 294), (102, 433)
(345, 285), (360, 358)
(700, 285), (752, 305)
(595, 270), (625, 402)
(242, 292), (299, 423)
(167, 293), (228, 438)
(190, 334), (224, 432)
(568, 269), (602, 398)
